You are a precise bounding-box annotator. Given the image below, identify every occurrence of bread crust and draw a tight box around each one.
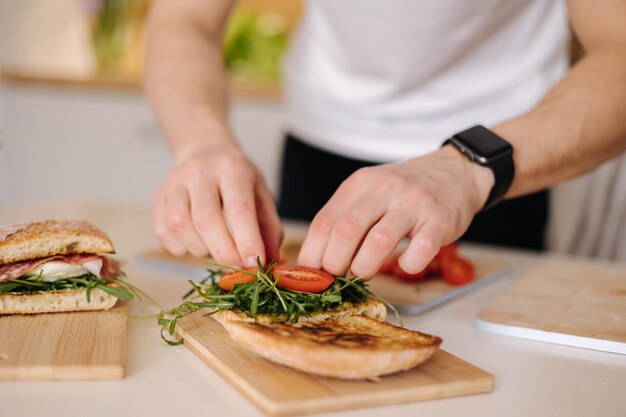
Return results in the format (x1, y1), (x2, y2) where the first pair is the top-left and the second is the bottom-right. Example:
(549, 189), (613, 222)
(0, 287), (117, 314)
(0, 220), (114, 264)
(221, 314), (442, 379)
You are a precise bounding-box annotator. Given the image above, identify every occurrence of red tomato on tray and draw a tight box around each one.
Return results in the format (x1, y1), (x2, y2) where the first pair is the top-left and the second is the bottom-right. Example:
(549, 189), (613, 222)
(380, 242), (475, 286)
(381, 253), (430, 281)
(437, 243), (458, 260)
(273, 265), (334, 293)
(440, 257), (475, 286)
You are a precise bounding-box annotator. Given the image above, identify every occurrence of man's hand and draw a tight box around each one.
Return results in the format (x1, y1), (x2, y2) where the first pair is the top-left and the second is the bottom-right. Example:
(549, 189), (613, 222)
(145, 0), (283, 265)
(298, 146), (494, 278)
(153, 143), (283, 267)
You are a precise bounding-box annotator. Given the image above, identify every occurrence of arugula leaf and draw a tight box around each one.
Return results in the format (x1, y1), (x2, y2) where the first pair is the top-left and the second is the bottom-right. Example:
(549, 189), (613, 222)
(0, 273), (143, 304)
(97, 282), (134, 301)
(0, 282), (23, 292)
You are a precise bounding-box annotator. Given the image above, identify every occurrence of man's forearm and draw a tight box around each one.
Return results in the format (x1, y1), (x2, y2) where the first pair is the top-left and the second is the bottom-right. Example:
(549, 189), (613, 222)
(493, 42), (626, 198)
(144, 0), (237, 164)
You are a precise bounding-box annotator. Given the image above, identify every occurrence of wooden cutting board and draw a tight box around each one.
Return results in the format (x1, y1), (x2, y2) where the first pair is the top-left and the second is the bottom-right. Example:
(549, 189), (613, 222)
(177, 311), (494, 417)
(0, 302), (127, 380)
(137, 242), (506, 315)
(476, 257), (626, 354)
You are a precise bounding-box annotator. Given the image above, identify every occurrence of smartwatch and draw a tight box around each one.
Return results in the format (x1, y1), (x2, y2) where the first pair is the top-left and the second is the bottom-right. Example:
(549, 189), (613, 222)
(443, 125), (514, 210)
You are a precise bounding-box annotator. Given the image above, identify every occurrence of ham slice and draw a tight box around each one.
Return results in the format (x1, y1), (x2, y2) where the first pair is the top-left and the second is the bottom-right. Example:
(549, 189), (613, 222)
(0, 259), (43, 282)
(101, 256), (123, 278)
(0, 254), (122, 282)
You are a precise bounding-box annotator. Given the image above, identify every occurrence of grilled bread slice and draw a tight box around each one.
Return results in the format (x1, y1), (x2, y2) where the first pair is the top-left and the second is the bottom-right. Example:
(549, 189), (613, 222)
(212, 297), (387, 325)
(0, 286), (117, 314)
(219, 314), (442, 379)
(0, 220), (114, 264)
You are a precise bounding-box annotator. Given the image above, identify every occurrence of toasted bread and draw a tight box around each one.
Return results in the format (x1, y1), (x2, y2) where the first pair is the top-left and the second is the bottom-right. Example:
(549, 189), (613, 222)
(220, 314), (442, 379)
(212, 297), (387, 325)
(0, 220), (114, 264)
(0, 286), (117, 314)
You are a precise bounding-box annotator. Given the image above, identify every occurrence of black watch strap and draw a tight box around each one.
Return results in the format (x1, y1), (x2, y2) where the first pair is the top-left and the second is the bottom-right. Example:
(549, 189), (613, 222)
(443, 125), (515, 210)
(483, 148), (514, 209)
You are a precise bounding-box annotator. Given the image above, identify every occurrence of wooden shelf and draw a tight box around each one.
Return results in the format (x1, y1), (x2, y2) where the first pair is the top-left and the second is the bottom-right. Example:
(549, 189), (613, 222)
(0, 68), (282, 100)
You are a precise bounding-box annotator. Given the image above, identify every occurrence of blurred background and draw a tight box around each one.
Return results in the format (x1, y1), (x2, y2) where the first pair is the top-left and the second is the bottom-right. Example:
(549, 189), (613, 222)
(0, 0), (624, 259)
(0, 0), (300, 207)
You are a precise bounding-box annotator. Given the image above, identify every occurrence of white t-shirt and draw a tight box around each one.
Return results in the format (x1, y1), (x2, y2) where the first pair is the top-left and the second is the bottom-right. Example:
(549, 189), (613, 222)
(283, 0), (571, 163)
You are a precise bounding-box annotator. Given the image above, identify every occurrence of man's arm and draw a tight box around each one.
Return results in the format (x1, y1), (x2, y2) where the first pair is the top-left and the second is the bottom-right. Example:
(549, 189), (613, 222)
(298, 0), (626, 278)
(145, 0), (234, 164)
(494, 0), (626, 196)
(145, 0), (283, 265)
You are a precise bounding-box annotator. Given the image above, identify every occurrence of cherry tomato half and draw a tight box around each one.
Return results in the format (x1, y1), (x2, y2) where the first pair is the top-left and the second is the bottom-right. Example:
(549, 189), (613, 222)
(392, 262), (429, 282)
(272, 265), (334, 293)
(393, 266), (429, 281)
(218, 267), (258, 291)
(417, 243), (457, 277)
(379, 253), (431, 281)
(440, 257), (475, 286)
(437, 243), (458, 260)
(379, 253), (400, 275)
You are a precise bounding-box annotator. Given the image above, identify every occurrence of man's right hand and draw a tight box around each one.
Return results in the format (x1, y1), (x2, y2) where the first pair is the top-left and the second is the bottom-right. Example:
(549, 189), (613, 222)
(145, 0), (281, 265)
(153, 143), (283, 267)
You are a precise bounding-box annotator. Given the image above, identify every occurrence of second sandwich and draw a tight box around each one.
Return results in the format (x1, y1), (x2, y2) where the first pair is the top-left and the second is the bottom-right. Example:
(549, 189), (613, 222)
(0, 220), (135, 314)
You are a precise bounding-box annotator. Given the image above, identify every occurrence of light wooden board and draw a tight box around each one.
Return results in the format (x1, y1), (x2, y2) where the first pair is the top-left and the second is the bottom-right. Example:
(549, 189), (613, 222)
(177, 311), (494, 417)
(476, 258), (626, 354)
(137, 243), (506, 315)
(0, 302), (127, 380)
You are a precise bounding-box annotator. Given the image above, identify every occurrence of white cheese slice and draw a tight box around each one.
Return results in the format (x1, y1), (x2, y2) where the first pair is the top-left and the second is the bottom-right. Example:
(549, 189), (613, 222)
(27, 261), (92, 282)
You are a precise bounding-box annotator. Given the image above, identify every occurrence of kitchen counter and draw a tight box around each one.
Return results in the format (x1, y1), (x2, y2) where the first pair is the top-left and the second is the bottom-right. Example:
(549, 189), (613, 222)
(1, 68), (282, 100)
(1, 201), (624, 417)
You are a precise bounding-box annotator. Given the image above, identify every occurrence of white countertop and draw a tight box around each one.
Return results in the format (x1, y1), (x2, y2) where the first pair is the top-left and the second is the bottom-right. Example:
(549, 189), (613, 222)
(1, 201), (625, 417)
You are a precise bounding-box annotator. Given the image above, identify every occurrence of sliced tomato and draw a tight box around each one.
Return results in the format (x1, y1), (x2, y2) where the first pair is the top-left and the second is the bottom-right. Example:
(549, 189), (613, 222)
(427, 243), (459, 277)
(218, 267), (258, 291)
(378, 242), (473, 285)
(425, 256), (441, 276)
(380, 253), (430, 281)
(392, 263), (429, 282)
(379, 253), (399, 275)
(437, 243), (458, 260)
(272, 265), (334, 293)
(440, 256), (475, 286)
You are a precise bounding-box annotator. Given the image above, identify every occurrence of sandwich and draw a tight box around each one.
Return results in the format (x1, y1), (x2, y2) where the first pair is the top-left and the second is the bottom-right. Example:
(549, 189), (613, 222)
(0, 220), (135, 314)
(160, 261), (442, 379)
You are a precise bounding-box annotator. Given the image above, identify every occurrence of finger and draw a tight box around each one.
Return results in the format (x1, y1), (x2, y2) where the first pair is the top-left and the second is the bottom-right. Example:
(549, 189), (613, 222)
(320, 200), (387, 276)
(398, 221), (445, 274)
(187, 182), (242, 266)
(220, 172), (266, 267)
(298, 171), (368, 268)
(297, 208), (334, 269)
(163, 184), (210, 258)
(350, 209), (414, 278)
(153, 188), (187, 256)
(255, 179), (284, 262)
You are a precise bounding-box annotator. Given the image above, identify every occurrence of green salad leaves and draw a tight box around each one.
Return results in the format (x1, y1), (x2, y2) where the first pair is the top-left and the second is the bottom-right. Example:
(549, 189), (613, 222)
(0, 273), (141, 302)
(158, 260), (399, 346)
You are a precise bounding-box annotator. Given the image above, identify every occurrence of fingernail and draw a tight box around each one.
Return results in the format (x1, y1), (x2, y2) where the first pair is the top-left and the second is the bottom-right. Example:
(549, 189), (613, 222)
(245, 256), (257, 267)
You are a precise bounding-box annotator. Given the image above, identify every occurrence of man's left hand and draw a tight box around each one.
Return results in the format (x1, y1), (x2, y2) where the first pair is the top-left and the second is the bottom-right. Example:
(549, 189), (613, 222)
(297, 146), (495, 278)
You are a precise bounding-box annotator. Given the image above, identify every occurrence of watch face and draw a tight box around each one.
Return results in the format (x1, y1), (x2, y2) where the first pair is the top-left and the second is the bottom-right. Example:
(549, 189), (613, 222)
(453, 125), (512, 164)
